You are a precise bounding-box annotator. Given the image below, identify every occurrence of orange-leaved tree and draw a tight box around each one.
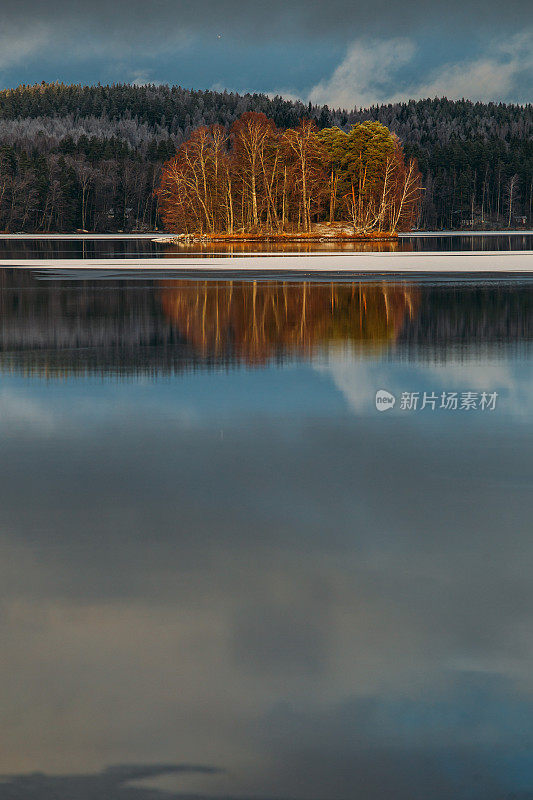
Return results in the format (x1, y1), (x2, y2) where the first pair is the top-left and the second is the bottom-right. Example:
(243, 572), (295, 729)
(157, 113), (420, 234)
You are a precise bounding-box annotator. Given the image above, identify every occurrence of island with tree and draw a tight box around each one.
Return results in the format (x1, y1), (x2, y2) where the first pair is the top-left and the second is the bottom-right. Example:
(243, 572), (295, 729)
(157, 113), (422, 240)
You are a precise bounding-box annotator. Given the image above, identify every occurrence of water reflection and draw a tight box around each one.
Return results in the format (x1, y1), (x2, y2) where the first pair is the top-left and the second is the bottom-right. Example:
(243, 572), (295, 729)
(0, 765), (223, 800)
(0, 269), (532, 800)
(0, 233), (532, 259)
(159, 281), (417, 363)
(0, 272), (531, 376)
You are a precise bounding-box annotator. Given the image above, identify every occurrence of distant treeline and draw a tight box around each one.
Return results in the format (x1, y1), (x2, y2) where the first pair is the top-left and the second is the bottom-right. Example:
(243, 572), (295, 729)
(0, 82), (532, 231)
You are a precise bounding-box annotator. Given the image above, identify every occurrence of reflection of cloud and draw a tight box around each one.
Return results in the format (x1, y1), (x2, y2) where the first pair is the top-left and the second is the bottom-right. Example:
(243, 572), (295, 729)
(0, 764), (224, 800)
(1, 357), (533, 798)
(0, 386), (200, 437)
(425, 361), (533, 420)
(0, 389), (57, 434)
(316, 347), (533, 419)
(426, 363), (513, 390)
(314, 346), (390, 413)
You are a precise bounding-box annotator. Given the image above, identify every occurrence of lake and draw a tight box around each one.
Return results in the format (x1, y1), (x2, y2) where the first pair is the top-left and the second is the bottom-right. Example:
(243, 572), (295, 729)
(0, 249), (532, 800)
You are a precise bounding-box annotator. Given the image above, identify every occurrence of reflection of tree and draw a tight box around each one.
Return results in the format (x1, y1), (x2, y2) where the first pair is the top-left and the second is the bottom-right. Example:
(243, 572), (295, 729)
(3, 271), (529, 378)
(162, 239), (408, 256)
(159, 281), (418, 364)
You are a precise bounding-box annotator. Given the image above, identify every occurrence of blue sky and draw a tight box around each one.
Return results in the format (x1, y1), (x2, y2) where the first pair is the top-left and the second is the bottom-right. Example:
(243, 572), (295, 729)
(0, 0), (531, 106)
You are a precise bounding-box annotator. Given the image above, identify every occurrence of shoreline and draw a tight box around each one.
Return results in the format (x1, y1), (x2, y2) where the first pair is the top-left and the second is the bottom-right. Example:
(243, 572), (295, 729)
(152, 232), (400, 244)
(0, 230), (531, 240)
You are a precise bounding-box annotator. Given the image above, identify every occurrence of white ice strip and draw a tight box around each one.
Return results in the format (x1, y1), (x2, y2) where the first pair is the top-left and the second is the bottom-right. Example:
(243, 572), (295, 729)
(1, 251), (533, 272)
(0, 233), (162, 239)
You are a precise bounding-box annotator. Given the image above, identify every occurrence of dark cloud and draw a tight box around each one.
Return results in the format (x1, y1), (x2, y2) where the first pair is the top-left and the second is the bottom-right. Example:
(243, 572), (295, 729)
(1, 0), (531, 48)
(0, 0), (530, 103)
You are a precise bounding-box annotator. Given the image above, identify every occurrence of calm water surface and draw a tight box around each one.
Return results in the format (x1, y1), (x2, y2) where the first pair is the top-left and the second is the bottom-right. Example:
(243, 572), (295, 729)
(0, 265), (532, 800)
(0, 232), (532, 259)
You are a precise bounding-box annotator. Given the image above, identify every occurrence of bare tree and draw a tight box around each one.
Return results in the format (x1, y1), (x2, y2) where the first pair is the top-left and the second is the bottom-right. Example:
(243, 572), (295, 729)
(505, 174), (520, 228)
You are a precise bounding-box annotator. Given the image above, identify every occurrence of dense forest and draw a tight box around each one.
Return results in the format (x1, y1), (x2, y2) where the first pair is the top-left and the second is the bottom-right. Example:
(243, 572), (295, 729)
(0, 82), (531, 231)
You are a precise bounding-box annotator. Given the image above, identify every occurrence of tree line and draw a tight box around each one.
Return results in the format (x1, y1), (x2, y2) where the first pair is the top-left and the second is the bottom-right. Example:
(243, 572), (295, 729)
(0, 83), (531, 231)
(157, 114), (421, 234)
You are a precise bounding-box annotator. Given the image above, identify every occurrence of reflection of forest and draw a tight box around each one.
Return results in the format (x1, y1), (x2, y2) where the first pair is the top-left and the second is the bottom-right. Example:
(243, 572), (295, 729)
(0, 270), (531, 377)
(162, 239), (407, 256)
(159, 281), (417, 363)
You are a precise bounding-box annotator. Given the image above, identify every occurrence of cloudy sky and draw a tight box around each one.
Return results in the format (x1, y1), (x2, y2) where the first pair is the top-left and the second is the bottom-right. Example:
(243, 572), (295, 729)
(0, 0), (531, 106)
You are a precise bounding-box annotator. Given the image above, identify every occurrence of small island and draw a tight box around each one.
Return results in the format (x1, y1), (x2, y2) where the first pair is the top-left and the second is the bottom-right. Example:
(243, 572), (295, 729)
(157, 113), (422, 241)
